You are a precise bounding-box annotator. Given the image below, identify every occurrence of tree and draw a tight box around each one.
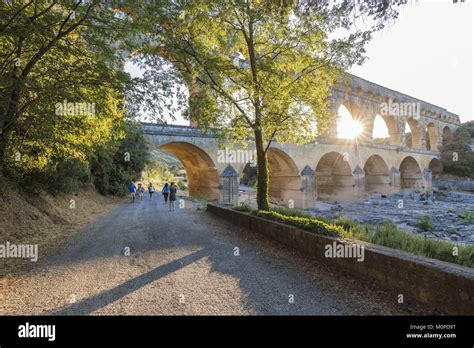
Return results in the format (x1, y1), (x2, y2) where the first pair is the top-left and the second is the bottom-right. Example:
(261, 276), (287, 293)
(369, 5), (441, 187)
(139, 0), (406, 210)
(91, 124), (149, 196)
(0, 1), (155, 195)
(442, 122), (474, 178)
(0, 0), (139, 169)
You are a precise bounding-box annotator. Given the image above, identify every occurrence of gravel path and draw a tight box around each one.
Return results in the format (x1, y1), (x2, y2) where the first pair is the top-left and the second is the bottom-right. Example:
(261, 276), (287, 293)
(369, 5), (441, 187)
(1, 196), (423, 315)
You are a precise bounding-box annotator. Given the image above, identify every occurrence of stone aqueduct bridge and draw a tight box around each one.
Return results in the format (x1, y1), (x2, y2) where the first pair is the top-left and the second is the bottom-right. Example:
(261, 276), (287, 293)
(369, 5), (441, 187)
(141, 75), (460, 209)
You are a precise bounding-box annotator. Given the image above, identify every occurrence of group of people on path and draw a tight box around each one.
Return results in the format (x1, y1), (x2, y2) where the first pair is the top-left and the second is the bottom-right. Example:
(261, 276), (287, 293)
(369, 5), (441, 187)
(128, 181), (178, 211)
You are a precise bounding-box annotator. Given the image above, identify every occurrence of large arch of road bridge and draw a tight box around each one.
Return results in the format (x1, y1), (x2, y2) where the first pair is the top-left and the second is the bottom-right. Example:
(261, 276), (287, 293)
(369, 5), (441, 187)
(158, 142), (220, 200)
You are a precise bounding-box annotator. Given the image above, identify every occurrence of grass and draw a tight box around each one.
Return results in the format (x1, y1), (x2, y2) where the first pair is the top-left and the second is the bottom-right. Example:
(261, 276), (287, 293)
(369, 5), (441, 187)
(270, 206), (313, 218)
(240, 206), (474, 268)
(232, 204), (253, 212)
(368, 220), (473, 267)
(186, 195), (217, 203)
(458, 210), (474, 225)
(416, 215), (434, 231)
(255, 210), (344, 237)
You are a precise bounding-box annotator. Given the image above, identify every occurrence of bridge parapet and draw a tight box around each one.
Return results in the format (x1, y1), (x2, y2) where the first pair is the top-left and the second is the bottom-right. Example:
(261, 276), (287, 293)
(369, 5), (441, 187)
(140, 123), (216, 138)
(141, 124), (442, 157)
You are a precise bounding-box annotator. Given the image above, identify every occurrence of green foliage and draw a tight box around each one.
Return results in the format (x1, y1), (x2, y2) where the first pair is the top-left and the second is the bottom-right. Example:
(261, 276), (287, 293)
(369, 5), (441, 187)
(136, 0), (405, 210)
(255, 210), (344, 237)
(240, 163), (257, 187)
(187, 195), (216, 204)
(270, 206), (313, 219)
(24, 158), (90, 195)
(458, 210), (474, 225)
(258, 208), (473, 267)
(0, 1), (153, 196)
(148, 149), (183, 169)
(4, 86), (127, 192)
(176, 180), (188, 191)
(232, 204), (253, 213)
(91, 125), (149, 196)
(459, 120), (474, 138)
(142, 150), (182, 188)
(370, 221), (473, 268)
(330, 214), (372, 241)
(416, 215), (434, 232)
(0, 1), (136, 152)
(0, 5), (175, 199)
(442, 122), (474, 178)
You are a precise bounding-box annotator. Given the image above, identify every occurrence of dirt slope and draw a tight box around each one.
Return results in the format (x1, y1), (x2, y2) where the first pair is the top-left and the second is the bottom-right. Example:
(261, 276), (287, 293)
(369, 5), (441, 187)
(0, 186), (124, 278)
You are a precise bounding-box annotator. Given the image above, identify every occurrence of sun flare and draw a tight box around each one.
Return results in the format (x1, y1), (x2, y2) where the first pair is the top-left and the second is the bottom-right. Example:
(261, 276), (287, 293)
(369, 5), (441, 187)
(337, 106), (364, 139)
(350, 120), (364, 139)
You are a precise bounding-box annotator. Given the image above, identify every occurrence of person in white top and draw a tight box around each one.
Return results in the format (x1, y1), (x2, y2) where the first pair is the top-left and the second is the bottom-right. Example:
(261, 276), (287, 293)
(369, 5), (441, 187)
(148, 183), (155, 200)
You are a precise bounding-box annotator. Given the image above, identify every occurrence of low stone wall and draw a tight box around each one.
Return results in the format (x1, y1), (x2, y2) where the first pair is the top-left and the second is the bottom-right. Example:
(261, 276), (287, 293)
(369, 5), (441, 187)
(207, 204), (474, 315)
(434, 179), (474, 192)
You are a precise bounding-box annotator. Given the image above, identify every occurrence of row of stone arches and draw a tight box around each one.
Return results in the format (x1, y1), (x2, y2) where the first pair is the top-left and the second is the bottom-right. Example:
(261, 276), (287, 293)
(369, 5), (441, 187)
(268, 149), (442, 202)
(335, 104), (453, 151)
(153, 141), (443, 206)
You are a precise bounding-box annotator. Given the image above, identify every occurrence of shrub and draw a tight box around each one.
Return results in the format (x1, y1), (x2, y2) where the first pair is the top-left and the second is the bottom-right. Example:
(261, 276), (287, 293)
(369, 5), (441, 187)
(458, 210), (474, 225)
(240, 163), (257, 186)
(255, 210), (344, 237)
(245, 207), (473, 268)
(177, 180), (188, 191)
(370, 221), (473, 267)
(187, 195), (216, 203)
(90, 124), (148, 196)
(417, 215), (434, 231)
(270, 206), (313, 219)
(442, 122), (474, 178)
(232, 204), (253, 213)
(21, 158), (90, 195)
(331, 214), (359, 231)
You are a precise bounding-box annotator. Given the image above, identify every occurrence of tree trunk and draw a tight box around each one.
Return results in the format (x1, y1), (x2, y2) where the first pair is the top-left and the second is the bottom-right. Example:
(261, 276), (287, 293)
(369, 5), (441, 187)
(254, 128), (270, 211)
(0, 125), (12, 175)
(0, 81), (22, 172)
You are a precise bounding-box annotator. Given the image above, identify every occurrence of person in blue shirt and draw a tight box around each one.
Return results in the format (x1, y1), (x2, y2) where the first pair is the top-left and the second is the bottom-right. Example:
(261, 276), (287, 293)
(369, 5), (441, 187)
(128, 181), (137, 203)
(162, 183), (170, 203)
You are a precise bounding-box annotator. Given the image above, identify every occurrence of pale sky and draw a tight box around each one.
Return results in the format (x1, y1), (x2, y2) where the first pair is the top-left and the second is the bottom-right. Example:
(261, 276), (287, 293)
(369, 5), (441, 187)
(349, 0), (473, 124)
(125, 0), (473, 126)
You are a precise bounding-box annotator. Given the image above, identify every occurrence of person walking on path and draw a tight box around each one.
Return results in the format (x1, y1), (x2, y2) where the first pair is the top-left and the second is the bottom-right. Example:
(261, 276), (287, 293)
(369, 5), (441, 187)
(148, 183), (155, 200)
(128, 181), (137, 203)
(162, 183), (170, 203)
(138, 183), (145, 202)
(169, 182), (178, 211)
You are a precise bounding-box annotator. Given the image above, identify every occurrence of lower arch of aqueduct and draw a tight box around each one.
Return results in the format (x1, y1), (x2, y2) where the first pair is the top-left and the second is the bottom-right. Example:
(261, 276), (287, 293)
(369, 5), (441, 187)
(141, 74), (460, 209)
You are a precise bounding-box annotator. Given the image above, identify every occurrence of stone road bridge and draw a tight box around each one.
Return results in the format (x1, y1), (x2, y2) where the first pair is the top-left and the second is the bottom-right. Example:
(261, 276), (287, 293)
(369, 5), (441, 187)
(141, 74), (460, 209)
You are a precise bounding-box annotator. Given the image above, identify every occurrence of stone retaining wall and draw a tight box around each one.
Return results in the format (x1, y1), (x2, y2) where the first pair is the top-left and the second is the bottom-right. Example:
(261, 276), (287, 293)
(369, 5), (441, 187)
(207, 204), (474, 315)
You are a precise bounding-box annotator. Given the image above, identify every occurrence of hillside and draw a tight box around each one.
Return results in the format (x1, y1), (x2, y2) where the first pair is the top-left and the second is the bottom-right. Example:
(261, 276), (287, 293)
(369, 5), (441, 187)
(0, 187), (124, 278)
(149, 149), (183, 169)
